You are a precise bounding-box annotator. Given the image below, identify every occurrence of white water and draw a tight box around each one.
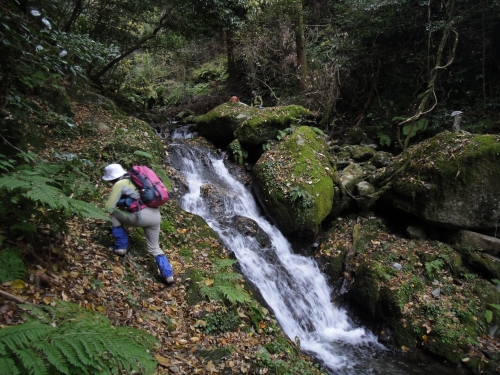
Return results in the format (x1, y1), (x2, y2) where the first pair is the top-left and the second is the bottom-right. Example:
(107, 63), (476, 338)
(169, 141), (388, 374)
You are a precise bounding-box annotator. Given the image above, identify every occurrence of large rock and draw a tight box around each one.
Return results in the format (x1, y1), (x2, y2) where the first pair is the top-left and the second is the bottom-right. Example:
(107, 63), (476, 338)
(339, 163), (364, 192)
(196, 102), (257, 147)
(234, 105), (311, 149)
(252, 126), (336, 239)
(381, 132), (500, 231)
(455, 230), (500, 256)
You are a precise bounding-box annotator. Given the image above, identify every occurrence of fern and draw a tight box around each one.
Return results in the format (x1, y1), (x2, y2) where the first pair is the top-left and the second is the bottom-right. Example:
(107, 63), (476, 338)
(0, 301), (158, 375)
(0, 153), (108, 235)
(425, 259), (444, 278)
(0, 248), (26, 282)
(133, 150), (153, 160)
(199, 259), (251, 304)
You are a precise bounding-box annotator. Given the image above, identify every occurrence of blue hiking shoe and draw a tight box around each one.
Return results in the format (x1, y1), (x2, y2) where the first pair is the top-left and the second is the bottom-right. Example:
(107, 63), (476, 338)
(155, 255), (174, 284)
(110, 227), (128, 255)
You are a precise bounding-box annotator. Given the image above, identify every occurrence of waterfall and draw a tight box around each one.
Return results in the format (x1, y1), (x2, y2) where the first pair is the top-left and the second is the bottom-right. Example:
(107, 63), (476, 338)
(167, 132), (456, 375)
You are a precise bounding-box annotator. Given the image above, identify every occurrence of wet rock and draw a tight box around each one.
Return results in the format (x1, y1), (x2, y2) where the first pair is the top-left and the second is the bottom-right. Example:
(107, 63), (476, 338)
(407, 225), (427, 240)
(357, 181), (375, 196)
(370, 151), (393, 168)
(175, 109), (196, 120)
(392, 262), (403, 271)
(455, 230), (500, 256)
(228, 215), (272, 249)
(164, 166), (189, 199)
(350, 145), (375, 161)
(431, 287), (441, 299)
(339, 163), (364, 192)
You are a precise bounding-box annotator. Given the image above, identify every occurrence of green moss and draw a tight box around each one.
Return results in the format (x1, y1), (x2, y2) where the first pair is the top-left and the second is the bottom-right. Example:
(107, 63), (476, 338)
(235, 105), (310, 147)
(183, 268), (205, 306)
(196, 103), (258, 146)
(252, 126), (335, 237)
(326, 245), (348, 280)
(386, 132), (500, 201)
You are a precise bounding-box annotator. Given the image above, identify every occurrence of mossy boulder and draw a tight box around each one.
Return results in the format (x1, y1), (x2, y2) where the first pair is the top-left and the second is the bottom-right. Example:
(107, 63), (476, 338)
(234, 105), (310, 148)
(381, 132), (500, 231)
(252, 126), (336, 239)
(196, 102), (258, 147)
(350, 145), (375, 161)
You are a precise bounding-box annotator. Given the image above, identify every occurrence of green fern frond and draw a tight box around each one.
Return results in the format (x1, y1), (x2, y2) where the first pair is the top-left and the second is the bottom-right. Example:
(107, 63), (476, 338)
(32, 341), (70, 374)
(66, 199), (109, 221)
(0, 159), (15, 172)
(218, 285), (251, 304)
(0, 248), (26, 282)
(0, 177), (33, 192)
(213, 258), (238, 272)
(26, 185), (68, 211)
(0, 321), (53, 351)
(0, 302), (158, 375)
(10, 222), (37, 234)
(15, 348), (48, 375)
(133, 150), (153, 160)
(20, 305), (51, 324)
(0, 356), (20, 375)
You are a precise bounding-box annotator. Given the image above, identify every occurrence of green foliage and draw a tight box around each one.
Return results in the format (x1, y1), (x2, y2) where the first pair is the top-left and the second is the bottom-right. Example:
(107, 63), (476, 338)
(425, 259), (444, 279)
(0, 301), (158, 375)
(402, 118), (429, 139)
(0, 248), (26, 283)
(227, 140), (248, 165)
(257, 337), (323, 375)
(289, 187), (312, 208)
(277, 127), (294, 140)
(199, 259), (251, 304)
(377, 132), (391, 147)
(262, 142), (272, 151)
(0, 152), (108, 236)
(204, 310), (241, 334)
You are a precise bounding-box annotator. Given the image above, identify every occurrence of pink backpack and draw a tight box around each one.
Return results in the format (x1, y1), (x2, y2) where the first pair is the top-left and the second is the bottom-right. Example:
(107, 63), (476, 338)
(127, 166), (169, 212)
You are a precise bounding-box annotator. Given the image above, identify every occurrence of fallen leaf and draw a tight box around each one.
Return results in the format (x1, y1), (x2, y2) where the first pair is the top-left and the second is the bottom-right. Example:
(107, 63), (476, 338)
(206, 361), (215, 371)
(156, 355), (170, 366)
(205, 278), (214, 286)
(42, 297), (52, 304)
(113, 267), (123, 275)
(12, 279), (27, 289)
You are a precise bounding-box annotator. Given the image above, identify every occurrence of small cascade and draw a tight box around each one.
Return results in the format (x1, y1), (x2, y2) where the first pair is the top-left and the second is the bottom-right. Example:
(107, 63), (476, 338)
(166, 135), (461, 375)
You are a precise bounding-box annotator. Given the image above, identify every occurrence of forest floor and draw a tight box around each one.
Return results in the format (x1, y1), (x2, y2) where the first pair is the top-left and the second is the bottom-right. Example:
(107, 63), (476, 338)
(0, 101), (324, 375)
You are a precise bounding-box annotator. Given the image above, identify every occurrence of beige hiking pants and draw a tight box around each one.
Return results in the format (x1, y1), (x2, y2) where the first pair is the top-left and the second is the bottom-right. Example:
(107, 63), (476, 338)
(111, 207), (163, 257)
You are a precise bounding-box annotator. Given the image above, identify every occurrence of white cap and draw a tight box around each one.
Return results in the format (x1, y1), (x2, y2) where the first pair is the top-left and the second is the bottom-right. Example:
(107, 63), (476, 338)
(102, 163), (126, 181)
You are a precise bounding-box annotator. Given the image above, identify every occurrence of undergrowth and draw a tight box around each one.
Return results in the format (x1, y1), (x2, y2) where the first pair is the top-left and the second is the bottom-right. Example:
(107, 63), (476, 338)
(0, 301), (158, 375)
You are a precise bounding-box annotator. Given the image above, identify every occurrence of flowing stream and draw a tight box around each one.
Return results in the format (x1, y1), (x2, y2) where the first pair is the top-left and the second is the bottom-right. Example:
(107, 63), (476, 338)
(167, 132), (459, 375)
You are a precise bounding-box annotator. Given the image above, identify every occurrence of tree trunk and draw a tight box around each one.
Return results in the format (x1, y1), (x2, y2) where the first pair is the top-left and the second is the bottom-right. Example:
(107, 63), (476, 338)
(63, 0), (85, 33)
(90, 10), (170, 84)
(226, 30), (237, 89)
(293, 0), (308, 92)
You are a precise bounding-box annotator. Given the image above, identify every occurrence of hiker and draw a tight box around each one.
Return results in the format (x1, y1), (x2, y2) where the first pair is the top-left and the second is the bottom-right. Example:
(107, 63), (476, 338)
(229, 94), (240, 103)
(251, 90), (263, 108)
(102, 163), (174, 284)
